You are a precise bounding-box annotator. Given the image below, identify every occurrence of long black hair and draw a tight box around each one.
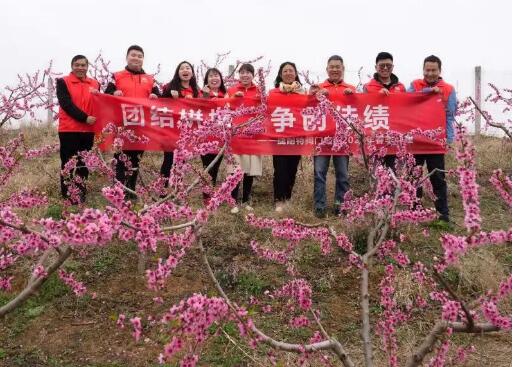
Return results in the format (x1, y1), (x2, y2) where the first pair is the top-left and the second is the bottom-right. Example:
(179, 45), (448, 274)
(274, 61), (302, 88)
(163, 61), (199, 98)
(203, 68), (226, 94)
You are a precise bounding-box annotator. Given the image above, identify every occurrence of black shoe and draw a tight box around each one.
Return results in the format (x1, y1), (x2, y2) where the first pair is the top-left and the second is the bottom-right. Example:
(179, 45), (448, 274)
(314, 208), (327, 219)
(125, 191), (137, 200)
(439, 214), (450, 222)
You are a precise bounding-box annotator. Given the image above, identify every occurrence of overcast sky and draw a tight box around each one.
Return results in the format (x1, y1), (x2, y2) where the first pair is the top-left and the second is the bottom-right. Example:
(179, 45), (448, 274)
(1, 0), (511, 103)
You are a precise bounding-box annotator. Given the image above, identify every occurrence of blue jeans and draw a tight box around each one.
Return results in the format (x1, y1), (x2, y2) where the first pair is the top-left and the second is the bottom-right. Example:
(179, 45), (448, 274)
(313, 155), (349, 210)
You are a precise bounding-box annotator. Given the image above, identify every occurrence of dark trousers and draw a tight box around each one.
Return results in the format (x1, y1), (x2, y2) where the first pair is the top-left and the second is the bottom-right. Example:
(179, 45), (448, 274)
(160, 151), (174, 187)
(114, 150), (144, 192)
(231, 174), (254, 203)
(201, 154), (223, 186)
(59, 132), (94, 202)
(273, 155), (301, 202)
(415, 154), (449, 217)
(383, 155), (396, 171)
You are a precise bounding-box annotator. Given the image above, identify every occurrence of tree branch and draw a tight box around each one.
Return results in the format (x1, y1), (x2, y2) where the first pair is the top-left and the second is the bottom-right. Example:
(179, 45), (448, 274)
(0, 246), (72, 317)
(469, 97), (512, 139)
(406, 321), (500, 367)
(433, 271), (474, 331)
(198, 236), (355, 367)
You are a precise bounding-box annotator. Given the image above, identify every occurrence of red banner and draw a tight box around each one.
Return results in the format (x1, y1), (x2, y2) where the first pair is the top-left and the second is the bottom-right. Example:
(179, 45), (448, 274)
(91, 92), (447, 155)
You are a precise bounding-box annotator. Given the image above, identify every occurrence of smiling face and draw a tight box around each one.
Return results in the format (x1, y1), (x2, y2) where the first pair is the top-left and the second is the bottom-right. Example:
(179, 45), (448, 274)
(326, 59), (344, 83)
(239, 69), (253, 87)
(207, 70), (222, 90)
(178, 63), (193, 82)
(423, 61), (441, 84)
(126, 50), (144, 71)
(72, 58), (88, 79)
(375, 58), (393, 81)
(281, 64), (297, 84)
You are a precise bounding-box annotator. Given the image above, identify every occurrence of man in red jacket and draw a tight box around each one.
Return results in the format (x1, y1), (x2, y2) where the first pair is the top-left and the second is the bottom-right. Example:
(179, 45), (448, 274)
(363, 52), (406, 169)
(363, 52), (406, 94)
(310, 55), (356, 218)
(104, 45), (160, 197)
(56, 55), (100, 203)
(408, 55), (456, 223)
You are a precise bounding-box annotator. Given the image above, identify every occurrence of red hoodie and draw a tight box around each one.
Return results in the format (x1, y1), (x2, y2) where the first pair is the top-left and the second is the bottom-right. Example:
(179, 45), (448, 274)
(113, 69), (154, 98)
(364, 73), (405, 94)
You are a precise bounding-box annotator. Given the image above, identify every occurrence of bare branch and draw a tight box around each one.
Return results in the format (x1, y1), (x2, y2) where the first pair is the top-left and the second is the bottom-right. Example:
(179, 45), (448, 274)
(469, 97), (512, 139)
(0, 246), (72, 317)
(406, 321), (500, 367)
(433, 271), (474, 331)
(220, 327), (267, 367)
(198, 236), (355, 367)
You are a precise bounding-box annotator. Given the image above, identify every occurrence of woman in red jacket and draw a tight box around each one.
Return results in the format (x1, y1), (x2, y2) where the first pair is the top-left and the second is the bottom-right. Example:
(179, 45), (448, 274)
(200, 68), (228, 199)
(226, 63), (263, 213)
(56, 54), (99, 203)
(269, 62), (305, 213)
(160, 61), (200, 184)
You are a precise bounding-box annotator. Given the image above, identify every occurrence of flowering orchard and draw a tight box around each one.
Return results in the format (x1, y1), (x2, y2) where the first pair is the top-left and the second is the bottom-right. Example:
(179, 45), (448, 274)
(0, 56), (511, 366)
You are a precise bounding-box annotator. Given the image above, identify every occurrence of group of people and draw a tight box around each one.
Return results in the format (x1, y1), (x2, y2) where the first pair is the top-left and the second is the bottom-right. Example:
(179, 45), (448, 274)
(56, 45), (456, 222)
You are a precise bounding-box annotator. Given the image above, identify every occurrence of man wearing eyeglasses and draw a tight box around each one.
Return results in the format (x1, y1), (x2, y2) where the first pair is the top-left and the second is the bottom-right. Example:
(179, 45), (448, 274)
(363, 52), (406, 169)
(363, 52), (406, 94)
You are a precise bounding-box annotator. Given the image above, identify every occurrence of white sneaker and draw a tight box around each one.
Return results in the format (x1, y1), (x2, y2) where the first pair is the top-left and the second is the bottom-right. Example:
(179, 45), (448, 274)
(230, 206), (240, 214)
(244, 205), (254, 211)
(275, 203), (284, 213)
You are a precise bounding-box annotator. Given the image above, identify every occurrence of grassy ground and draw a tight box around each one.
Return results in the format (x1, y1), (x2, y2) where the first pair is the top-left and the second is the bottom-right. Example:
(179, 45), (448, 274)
(0, 126), (511, 366)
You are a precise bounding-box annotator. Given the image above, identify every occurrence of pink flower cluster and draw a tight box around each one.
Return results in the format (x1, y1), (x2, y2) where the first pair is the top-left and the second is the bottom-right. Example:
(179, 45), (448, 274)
(456, 167), (481, 232)
(40, 208), (122, 247)
(6, 189), (48, 209)
(391, 208), (437, 227)
(159, 294), (232, 365)
(428, 338), (451, 367)
(481, 301), (512, 330)
(32, 264), (48, 279)
(376, 240), (410, 266)
(441, 300), (461, 321)
(0, 276), (13, 290)
(58, 269), (86, 296)
(439, 230), (512, 270)
(246, 214), (336, 255)
(489, 169), (512, 206)
(0, 250), (17, 271)
(273, 279), (312, 311)
(24, 144), (59, 159)
(451, 345), (476, 365)
(289, 315), (310, 328)
(130, 316), (142, 342)
(377, 264), (408, 367)
(250, 240), (289, 264)
(205, 167), (243, 211)
(146, 251), (186, 291)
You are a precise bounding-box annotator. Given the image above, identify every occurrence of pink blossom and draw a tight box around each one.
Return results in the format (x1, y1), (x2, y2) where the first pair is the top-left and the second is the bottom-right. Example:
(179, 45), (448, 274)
(130, 316), (142, 342)
(117, 314), (126, 328)
(58, 269), (86, 296)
